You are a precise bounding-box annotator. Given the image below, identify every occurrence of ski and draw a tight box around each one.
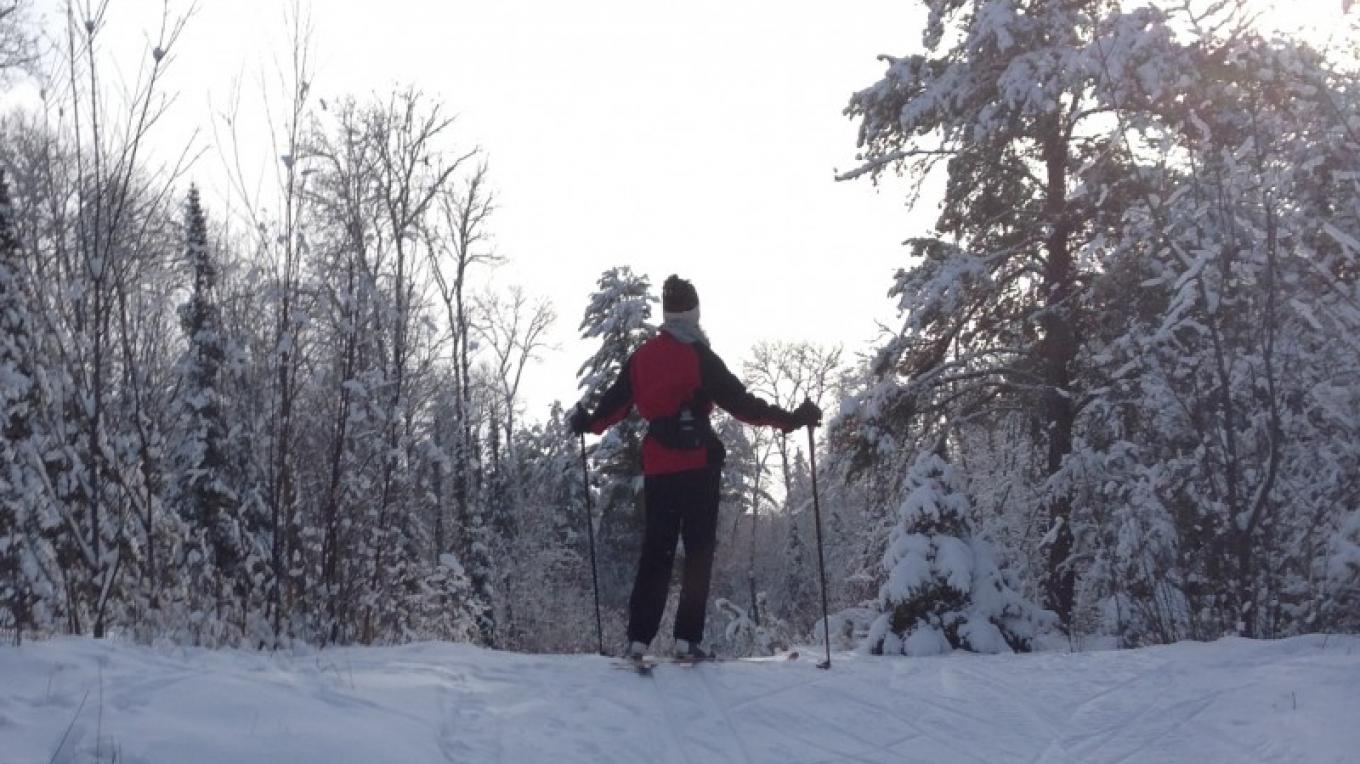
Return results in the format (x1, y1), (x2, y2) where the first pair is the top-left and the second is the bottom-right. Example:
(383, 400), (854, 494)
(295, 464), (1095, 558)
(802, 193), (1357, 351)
(699, 650), (799, 665)
(614, 650), (799, 674)
(656, 651), (801, 667)
(614, 657), (659, 675)
(723, 650), (799, 664)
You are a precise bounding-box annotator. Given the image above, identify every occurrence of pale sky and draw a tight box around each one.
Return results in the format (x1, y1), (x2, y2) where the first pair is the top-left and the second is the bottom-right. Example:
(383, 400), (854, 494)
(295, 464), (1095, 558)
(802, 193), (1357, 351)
(24, 0), (931, 418)
(20, 0), (1356, 421)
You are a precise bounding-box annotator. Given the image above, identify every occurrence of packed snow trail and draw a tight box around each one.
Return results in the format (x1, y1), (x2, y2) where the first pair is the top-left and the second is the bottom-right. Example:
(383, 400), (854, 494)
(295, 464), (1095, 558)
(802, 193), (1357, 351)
(1, 636), (1357, 763)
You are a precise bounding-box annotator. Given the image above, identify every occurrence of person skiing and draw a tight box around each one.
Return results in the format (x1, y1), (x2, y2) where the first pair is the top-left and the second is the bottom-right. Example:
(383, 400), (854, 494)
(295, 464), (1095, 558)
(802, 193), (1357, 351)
(569, 275), (822, 662)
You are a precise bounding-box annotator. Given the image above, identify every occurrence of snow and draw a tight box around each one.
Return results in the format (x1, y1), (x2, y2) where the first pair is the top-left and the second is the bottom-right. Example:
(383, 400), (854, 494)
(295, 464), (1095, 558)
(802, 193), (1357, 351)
(1, 635), (1357, 763)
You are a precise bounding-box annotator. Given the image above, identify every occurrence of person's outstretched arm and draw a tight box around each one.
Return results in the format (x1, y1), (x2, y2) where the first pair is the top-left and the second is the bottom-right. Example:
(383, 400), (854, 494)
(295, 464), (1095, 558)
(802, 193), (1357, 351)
(571, 358), (635, 435)
(696, 344), (817, 431)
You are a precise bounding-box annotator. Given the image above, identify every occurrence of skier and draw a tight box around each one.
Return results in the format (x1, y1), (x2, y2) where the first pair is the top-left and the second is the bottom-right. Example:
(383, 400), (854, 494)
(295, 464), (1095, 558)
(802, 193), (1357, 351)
(570, 275), (822, 662)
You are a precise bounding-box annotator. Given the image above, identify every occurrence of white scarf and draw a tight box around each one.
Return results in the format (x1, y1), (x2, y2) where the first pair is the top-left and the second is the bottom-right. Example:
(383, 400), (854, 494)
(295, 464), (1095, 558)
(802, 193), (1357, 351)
(661, 307), (709, 346)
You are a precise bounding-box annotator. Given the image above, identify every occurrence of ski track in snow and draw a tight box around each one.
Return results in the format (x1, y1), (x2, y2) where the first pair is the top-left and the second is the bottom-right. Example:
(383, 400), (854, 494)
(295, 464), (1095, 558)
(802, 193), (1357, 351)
(1, 636), (1357, 763)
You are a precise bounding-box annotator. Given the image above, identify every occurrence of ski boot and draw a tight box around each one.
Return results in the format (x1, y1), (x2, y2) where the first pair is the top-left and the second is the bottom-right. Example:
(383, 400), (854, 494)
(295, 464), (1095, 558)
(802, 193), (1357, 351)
(623, 641), (655, 674)
(672, 639), (712, 664)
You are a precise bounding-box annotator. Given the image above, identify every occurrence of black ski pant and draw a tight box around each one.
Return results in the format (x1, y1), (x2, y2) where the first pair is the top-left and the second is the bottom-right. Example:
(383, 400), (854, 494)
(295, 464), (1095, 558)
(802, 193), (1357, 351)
(627, 466), (721, 646)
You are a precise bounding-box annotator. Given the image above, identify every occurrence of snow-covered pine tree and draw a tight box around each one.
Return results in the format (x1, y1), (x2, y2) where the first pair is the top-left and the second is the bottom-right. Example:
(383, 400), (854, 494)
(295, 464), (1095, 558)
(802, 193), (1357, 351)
(839, 0), (1166, 629)
(867, 451), (1050, 656)
(837, 1), (1360, 646)
(577, 266), (654, 409)
(576, 267), (655, 602)
(173, 186), (243, 641)
(204, 227), (284, 646)
(0, 167), (55, 642)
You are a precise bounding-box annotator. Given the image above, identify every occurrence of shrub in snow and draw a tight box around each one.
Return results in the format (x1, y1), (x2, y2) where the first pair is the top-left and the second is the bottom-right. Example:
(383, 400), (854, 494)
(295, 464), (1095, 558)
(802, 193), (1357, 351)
(818, 606), (879, 651)
(866, 452), (1052, 656)
(715, 595), (790, 658)
(390, 553), (483, 644)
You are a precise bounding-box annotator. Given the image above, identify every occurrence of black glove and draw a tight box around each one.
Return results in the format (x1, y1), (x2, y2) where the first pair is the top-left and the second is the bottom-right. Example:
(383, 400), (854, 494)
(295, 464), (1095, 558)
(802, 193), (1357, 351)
(568, 403), (591, 436)
(792, 398), (823, 430)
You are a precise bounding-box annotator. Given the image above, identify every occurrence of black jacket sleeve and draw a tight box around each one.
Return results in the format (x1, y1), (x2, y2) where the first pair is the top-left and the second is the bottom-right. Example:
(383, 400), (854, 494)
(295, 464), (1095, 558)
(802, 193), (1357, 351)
(585, 357), (634, 434)
(695, 344), (797, 431)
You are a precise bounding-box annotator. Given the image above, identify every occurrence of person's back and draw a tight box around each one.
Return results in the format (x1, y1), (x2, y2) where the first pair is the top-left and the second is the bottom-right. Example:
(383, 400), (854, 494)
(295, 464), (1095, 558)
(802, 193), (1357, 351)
(570, 275), (821, 661)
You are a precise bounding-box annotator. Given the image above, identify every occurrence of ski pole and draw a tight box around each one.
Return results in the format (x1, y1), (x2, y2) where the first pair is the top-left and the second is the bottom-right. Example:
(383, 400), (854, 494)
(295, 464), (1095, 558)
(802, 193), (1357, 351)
(579, 433), (605, 656)
(806, 419), (833, 670)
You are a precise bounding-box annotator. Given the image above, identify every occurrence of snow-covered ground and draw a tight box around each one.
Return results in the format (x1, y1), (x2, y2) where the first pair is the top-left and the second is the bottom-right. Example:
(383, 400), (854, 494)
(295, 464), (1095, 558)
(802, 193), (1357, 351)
(1, 635), (1356, 764)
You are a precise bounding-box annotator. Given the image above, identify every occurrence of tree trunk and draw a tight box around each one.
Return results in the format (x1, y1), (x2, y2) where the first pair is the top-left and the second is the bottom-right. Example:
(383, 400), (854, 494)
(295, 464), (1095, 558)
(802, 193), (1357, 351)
(1039, 126), (1078, 629)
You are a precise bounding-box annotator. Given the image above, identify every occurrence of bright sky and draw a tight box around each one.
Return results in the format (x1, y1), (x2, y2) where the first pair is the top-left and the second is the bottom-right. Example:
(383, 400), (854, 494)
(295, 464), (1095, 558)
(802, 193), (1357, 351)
(19, 0), (1357, 422)
(21, 0), (928, 420)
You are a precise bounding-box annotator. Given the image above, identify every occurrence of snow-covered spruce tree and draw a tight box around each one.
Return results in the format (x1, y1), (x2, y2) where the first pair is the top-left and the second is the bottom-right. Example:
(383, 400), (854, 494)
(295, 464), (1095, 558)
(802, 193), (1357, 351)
(173, 186), (243, 643)
(838, 0), (1179, 629)
(576, 267), (655, 604)
(867, 451), (1050, 656)
(1, 119), (85, 638)
(0, 166), (56, 642)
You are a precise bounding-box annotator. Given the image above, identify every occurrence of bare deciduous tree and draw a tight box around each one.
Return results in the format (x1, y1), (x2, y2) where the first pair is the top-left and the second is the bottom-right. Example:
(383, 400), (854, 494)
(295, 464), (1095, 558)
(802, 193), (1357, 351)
(474, 285), (555, 460)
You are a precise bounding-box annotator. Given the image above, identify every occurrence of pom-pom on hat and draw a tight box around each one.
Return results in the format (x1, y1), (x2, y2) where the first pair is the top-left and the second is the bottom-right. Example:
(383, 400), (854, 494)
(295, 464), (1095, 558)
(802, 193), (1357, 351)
(663, 275), (699, 314)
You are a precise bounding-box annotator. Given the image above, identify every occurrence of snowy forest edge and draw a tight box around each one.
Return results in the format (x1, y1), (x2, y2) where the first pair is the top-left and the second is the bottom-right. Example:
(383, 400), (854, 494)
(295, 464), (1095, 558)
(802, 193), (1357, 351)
(1, 0), (1359, 658)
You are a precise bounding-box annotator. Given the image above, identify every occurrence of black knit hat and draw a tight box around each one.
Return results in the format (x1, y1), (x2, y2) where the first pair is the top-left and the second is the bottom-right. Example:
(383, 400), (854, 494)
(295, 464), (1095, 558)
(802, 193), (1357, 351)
(662, 275), (699, 313)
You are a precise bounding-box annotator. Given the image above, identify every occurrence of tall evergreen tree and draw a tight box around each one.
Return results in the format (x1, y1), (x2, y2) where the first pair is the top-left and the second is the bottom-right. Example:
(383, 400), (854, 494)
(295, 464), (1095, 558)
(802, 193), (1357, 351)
(839, 0), (1152, 628)
(839, 1), (1360, 644)
(0, 167), (53, 641)
(577, 267), (655, 407)
(576, 267), (655, 602)
(174, 186), (243, 633)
